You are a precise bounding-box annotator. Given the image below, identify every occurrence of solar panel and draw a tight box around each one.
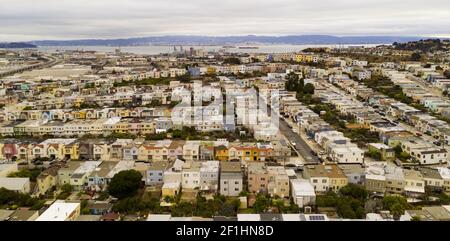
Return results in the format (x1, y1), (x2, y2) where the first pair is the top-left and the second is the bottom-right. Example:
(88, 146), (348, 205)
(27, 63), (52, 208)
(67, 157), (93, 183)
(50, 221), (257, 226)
(309, 215), (325, 221)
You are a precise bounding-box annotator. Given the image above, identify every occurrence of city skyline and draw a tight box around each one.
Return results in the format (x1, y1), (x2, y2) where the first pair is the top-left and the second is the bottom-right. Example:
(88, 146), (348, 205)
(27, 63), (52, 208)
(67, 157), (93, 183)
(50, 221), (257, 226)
(1, 0), (450, 41)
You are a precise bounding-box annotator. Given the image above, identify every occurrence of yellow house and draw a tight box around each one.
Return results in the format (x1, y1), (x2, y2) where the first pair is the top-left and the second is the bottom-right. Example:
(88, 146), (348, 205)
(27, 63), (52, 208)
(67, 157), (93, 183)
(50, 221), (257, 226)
(113, 122), (130, 134)
(162, 182), (181, 198)
(238, 144), (259, 162)
(206, 67), (216, 75)
(63, 143), (79, 160)
(73, 110), (87, 119)
(140, 121), (156, 135)
(73, 97), (85, 108)
(163, 109), (172, 117)
(36, 165), (60, 196)
(118, 109), (130, 117)
(327, 164), (349, 192)
(47, 144), (65, 160)
(294, 54), (314, 63)
(138, 144), (155, 162)
(214, 145), (229, 161)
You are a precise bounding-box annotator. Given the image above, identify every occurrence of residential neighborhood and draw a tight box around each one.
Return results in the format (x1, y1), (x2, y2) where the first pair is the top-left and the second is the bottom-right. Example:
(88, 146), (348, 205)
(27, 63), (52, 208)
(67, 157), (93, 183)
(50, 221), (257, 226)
(2, 38), (450, 222)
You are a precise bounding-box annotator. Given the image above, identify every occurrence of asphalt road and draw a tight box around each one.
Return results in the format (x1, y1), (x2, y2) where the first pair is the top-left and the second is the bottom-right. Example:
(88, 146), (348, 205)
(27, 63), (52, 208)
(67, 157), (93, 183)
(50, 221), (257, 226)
(261, 94), (321, 164)
(278, 117), (321, 164)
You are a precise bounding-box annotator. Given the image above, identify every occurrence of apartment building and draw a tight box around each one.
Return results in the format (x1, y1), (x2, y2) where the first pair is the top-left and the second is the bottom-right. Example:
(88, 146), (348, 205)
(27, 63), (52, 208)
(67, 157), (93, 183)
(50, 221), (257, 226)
(219, 161), (243, 197)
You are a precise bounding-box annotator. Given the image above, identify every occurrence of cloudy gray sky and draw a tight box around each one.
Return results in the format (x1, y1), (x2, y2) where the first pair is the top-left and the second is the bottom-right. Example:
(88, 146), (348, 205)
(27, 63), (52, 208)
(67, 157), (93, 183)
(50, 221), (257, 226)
(1, 0), (450, 41)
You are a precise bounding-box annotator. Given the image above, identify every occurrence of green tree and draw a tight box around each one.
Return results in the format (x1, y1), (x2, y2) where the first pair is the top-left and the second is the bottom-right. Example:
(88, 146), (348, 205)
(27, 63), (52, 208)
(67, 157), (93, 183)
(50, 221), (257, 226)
(366, 148), (382, 160)
(393, 145), (402, 156)
(336, 200), (357, 219)
(339, 184), (368, 201)
(164, 195), (174, 203)
(383, 195), (411, 220)
(223, 57), (241, 65)
(298, 78), (305, 93)
(253, 194), (270, 213)
(171, 202), (194, 217)
(285, 72), (300, 91)
(390, 203), (405, 220)
(176, 73), (191, 83)
(108, 170), (143, 199)
(0, 188), (43, 209)
(410, 52), (422, 61)
(218, 202), (237, 217)
(7, 168), (43, 182)
(444, 70), (450, 79)
(112, 196), (145, 214)
(81, 200), (90, 214)
(60, 184), (73, 193)
(303, 83), (315, 95)
(56, 184), (73, 200)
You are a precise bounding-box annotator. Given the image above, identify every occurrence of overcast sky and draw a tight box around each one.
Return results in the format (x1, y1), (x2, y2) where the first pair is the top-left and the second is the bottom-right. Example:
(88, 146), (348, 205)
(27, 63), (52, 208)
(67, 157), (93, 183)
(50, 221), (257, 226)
(1, 0), (450, 41)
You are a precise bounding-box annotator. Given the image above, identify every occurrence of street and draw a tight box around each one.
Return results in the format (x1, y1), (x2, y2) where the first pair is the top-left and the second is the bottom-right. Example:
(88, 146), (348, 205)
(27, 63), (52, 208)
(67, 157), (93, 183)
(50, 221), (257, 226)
(262, 96), (321, 165)
(278, 117), (321, 164)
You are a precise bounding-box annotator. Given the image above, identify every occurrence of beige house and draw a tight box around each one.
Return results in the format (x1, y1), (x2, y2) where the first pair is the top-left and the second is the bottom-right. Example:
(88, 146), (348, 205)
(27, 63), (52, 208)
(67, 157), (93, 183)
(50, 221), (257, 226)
(384, 164), (405, 194)
(247, 162), (269, 194)
(162, 181), (181, 198)
(418, 167), (444, 191)
(303, 164), (347, 193)
(364, 163), (386, 194)
(404, 169), (425, 196)
(327, 164), (348, 192)
(57, 161), (83, 186)
(36, 165), (61, 196)
(267, 166), (290, 198)
(303, 165), (329, 193)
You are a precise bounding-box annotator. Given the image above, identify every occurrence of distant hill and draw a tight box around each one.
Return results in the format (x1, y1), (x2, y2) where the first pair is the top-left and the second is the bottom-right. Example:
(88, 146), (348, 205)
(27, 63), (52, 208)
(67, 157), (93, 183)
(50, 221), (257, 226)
(0, 42), (37, 48)
(393, 39), (450, 52)
(28, 35), (427, 46)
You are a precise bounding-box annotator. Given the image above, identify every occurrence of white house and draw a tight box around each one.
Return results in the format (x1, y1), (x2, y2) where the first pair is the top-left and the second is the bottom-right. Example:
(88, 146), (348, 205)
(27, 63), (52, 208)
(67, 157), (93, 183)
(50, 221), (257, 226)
(199, 161), (219, 192)
(181, 162), (201, 189)
(36, 200), (81, 221)
(290, 179), (316, 208)
(0, 177), (30, 193)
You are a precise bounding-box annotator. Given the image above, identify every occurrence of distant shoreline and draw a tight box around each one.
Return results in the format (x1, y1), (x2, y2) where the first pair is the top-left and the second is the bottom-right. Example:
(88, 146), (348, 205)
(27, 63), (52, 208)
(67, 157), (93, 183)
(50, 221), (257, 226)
(33, 44), (384, 55)
(25, 35), (431, 47)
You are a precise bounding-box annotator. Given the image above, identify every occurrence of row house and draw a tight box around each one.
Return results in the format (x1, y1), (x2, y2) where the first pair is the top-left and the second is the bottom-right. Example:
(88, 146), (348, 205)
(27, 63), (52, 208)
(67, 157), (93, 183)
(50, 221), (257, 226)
(303, 164), (348, 193)
(219, 161), (243, 197)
